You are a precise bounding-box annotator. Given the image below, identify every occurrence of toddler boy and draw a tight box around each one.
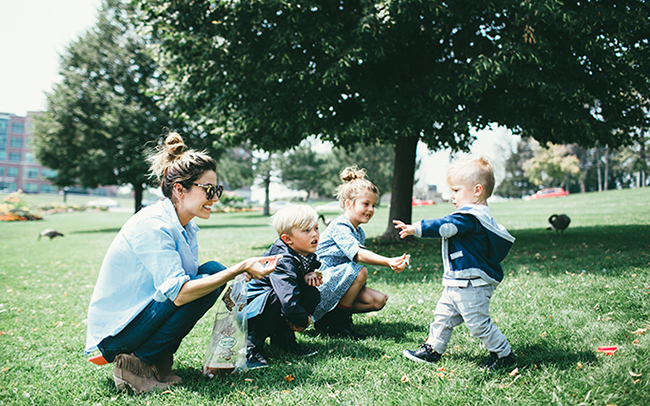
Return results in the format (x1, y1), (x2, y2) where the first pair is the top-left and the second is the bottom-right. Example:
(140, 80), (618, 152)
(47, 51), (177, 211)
(394, 156), (516, 370)
(246, 205), (322, 368)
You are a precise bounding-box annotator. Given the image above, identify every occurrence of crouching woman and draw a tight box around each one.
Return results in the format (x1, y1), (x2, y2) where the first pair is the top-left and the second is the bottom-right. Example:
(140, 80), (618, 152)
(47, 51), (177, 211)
(84, 132), (278, 394)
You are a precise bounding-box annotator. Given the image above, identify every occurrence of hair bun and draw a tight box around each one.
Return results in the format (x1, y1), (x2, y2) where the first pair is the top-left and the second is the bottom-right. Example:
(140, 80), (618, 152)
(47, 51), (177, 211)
(164, 132), (185, 159)
(340, 166), (366, 183)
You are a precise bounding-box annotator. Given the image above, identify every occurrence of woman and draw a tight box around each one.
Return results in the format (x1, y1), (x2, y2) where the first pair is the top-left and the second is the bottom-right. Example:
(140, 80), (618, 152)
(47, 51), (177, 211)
(85, 132), (278, 394)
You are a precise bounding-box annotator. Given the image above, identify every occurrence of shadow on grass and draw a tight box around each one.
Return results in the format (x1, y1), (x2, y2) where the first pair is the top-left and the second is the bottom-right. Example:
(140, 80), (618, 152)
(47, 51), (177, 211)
(299, 320), (421, 343)
(511, 343), (599, 371)
(71, 227), (122, 234)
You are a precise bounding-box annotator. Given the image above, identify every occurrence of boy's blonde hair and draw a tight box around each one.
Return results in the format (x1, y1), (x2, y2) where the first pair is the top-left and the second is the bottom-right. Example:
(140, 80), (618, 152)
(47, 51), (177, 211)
(270, 204), (319, 237)
(335, 166), (379, 207)
(446, 156), (495, 198)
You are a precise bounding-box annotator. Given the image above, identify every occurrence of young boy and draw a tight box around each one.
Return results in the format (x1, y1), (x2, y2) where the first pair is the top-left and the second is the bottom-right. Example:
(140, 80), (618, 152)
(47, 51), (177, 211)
(246, 205), (323, 369)
(394, 156), (516, 370)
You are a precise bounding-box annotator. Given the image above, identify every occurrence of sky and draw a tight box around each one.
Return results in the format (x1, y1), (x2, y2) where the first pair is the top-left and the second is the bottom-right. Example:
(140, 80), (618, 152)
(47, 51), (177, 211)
(0, 0), (102, 116)
(0, 0), (519, 198)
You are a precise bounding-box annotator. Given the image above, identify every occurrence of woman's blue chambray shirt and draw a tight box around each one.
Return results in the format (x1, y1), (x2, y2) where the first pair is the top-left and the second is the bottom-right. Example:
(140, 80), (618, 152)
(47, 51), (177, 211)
(85, 198), (202, 354)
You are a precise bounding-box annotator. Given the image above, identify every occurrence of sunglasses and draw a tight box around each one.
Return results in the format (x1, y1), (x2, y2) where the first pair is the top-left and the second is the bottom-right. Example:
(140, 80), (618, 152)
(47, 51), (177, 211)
(193, 183), (224, 201)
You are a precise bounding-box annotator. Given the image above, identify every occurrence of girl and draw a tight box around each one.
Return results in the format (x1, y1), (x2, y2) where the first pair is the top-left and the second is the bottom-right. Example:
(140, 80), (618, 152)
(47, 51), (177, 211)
(85, 132), (278, 394)
(314, 166), (408, 339)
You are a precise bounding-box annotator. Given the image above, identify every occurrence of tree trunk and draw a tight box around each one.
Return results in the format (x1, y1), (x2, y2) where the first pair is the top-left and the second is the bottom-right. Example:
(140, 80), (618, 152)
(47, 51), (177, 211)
(381, 136), (418, 241)
(603, 145), (609, 190)
(596, 146), (602, 192)
(263, 173), (271, 216)
(134, 182), (144, 213)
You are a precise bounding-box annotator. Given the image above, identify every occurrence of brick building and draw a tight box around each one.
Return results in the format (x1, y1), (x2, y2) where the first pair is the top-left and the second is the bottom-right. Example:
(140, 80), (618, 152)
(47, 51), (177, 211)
(0, 112), (116, 196)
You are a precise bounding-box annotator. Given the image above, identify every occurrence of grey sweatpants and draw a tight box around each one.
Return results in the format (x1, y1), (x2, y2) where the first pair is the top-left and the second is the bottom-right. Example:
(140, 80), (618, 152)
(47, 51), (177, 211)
(425, 285), (511, 358)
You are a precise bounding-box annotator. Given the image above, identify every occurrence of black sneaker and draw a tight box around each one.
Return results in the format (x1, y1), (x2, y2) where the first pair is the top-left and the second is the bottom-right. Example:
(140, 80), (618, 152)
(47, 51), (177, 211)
(482, 351), (516, 371)
(271, 340), (318, 358)
(289, 345), (318, 358)
(246, 351), (268, 370)
(403, 344), (442, 364)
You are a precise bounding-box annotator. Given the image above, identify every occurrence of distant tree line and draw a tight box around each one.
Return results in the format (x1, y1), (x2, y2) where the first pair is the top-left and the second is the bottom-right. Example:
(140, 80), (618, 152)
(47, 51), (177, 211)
(496, 135), (649, 198)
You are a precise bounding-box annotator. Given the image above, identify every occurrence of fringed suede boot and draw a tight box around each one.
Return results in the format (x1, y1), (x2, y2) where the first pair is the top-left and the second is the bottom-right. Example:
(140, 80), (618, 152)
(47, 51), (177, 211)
(153, 351), (183, 384)
(113, 353), (168, 394)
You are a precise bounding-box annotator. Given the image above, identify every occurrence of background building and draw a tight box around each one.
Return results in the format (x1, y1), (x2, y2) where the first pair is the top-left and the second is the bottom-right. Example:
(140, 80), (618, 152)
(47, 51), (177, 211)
(0, 112), (116, 196)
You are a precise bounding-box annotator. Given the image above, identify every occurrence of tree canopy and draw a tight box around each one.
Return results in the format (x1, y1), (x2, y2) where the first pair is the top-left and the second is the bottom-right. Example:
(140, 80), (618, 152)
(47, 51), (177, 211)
(139, 0), (649, 238)
(31, 0), (181, 211)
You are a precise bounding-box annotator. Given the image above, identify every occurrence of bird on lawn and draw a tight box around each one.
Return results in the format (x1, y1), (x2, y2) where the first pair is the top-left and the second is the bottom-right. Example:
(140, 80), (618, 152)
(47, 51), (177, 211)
(38, 228), (64, 240)
(318, 214), (332, 227)
(547, 214), (570, 234)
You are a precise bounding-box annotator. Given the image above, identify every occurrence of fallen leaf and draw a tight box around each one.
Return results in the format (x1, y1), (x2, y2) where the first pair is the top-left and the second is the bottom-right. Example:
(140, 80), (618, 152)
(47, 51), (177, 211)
(631, 328), (646, 335)
(282, 390), (291, 394)
(284, 374), (295, 382)
(577, 362), (583, 369)
(401, 374), (409, 383)
(629, 371), (642, 377)
(0, 367), (9, 373)
(244, 378), (254, 382)
(633, 339), (640, 345)
(634, 379), (641, 384)
(509, 367), (519, 377)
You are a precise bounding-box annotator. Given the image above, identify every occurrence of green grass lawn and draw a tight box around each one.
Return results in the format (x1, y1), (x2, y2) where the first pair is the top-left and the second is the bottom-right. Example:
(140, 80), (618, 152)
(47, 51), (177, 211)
(1, 188), (649, 405)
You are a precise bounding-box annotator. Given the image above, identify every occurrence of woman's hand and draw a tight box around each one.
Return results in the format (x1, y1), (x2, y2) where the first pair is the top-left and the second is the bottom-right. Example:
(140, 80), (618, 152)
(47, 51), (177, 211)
(393, 220), (415, 239)
(240, 255), (280, 280)
(304, 271), (323, 287)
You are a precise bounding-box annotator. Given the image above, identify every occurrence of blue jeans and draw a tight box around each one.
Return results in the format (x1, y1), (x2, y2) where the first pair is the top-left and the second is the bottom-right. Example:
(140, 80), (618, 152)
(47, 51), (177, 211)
(98, 261), (226, 365)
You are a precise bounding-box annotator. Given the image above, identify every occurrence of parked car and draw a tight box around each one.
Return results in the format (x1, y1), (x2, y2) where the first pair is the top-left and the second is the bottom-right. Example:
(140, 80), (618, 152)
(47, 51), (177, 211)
(412, 198), (435, 206)
(86, 198), (120, 208)
(316, 201), (342, 213)
(523, 187), (569, 201)
(269, 200), (292, 211)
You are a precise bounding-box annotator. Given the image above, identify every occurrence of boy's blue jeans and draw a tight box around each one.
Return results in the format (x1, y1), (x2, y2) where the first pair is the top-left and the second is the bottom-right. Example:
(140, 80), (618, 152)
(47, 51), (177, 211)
(426, 285), (511, 358)
(98, 261), (226, 365)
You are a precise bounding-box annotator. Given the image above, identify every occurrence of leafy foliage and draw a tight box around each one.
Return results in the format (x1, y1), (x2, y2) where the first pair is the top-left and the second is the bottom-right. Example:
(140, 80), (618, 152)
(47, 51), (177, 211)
(523, 142), (581, 189)
(31, 0), (181, 212)
(138, 0), (650, 237)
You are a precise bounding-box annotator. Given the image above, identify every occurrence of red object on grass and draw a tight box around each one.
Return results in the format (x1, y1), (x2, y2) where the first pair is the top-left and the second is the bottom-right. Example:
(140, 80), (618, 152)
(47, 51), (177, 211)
(89, 354), (108, 365)
(597, 346), (618, 355)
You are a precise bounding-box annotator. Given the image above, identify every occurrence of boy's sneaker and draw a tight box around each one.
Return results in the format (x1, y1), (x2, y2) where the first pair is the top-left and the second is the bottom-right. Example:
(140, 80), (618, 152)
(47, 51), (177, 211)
(288, 345), (318, 358)
(246, 351), (268, 370)
(271, 340), (318, 358)
(403, 344), (442, 364)
(482, 351), (516, 371)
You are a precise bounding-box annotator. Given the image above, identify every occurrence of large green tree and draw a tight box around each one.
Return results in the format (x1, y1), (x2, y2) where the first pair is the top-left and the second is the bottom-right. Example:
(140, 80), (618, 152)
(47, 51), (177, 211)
(139, 0), (649, 239)
(32, 0), (184, 212)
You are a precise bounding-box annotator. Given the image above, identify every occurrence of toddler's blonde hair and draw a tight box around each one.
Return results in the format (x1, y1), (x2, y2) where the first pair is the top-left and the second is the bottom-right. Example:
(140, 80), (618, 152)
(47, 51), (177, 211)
(446, 156), (495, 198)
(335, 166), (379, 207)
(271, 204), (319, 237)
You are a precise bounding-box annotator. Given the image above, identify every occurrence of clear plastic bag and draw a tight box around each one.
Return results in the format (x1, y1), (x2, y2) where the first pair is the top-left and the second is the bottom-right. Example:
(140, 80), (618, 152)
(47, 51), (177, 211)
(203, 274), (248, 377)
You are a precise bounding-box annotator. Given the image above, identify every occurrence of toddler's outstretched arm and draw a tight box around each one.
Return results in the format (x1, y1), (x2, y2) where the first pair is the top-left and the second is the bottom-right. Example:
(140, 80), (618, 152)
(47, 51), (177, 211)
(393, 220), (416, 239)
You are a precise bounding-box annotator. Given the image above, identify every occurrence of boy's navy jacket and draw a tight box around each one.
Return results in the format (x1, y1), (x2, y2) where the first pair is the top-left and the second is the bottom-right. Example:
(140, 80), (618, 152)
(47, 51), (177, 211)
(246, 238), (321, 328)
(417, 204), (515, 286)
